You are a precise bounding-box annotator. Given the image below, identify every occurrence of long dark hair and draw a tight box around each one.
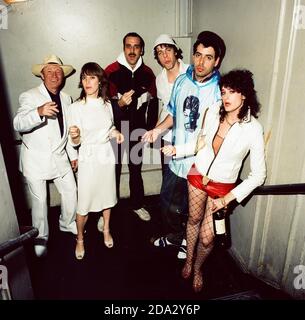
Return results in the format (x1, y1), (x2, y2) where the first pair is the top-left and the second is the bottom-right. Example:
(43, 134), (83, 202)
(78, 62), (110, 102)
(219, 69), (260, 121)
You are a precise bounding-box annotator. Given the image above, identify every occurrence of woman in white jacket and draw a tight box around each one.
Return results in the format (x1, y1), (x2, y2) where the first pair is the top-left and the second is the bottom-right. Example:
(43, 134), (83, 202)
(162, 69), (266, 292)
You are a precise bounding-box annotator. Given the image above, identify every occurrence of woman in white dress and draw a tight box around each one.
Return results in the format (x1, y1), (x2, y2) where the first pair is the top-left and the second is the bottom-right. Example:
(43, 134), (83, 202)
(68, 62), (124, 259)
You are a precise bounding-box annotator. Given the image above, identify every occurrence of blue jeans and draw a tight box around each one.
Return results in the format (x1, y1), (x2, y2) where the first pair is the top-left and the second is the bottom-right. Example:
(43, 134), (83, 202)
(159, 166), (188, 245)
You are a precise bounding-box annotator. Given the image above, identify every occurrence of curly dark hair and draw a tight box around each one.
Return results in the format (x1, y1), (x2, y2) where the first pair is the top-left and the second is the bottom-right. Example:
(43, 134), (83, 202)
(78, 62), (110, 102)
(219, 69), (260, 121)
(194, 31), (226, 69)
(153, 43), (183, 67)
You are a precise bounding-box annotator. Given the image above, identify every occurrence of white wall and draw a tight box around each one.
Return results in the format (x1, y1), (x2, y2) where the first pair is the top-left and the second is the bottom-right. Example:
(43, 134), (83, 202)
(0, 146), (19, 249)
(0, 0), (192, 117)
(0, 0), (193, 200)
(193, 0), (305, 299)
(0, 0), (194, 299)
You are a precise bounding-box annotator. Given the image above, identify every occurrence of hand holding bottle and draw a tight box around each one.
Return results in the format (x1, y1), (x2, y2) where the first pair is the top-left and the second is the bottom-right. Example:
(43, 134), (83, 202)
(210, 192), (235, 213)
(210, 197), (227, 213)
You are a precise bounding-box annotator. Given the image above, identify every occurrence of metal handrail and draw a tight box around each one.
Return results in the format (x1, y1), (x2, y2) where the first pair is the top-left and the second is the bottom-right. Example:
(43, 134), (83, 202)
(0, 226), (38, 259)
(253, 183), (305, 195)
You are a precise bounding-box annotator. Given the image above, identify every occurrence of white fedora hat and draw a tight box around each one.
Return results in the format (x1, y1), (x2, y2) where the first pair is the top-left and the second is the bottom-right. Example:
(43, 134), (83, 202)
(32, 54), (74, 77)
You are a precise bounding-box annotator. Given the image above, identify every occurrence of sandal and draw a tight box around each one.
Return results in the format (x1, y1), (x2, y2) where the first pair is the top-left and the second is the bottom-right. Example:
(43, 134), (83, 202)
(103, 229), (114, 248)
(75, 239), (85, 260)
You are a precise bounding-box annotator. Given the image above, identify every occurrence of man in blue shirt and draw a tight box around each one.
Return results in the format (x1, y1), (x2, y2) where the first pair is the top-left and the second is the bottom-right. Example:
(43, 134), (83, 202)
(142, 31), (226, 259)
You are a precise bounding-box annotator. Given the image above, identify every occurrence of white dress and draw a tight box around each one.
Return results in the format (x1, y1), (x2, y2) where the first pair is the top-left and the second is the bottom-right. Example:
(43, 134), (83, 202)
(67, 97), (117, 215)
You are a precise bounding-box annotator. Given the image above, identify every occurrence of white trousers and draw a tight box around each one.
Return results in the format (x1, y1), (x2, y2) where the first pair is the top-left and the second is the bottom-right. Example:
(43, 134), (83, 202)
(26, 170), (77, 239)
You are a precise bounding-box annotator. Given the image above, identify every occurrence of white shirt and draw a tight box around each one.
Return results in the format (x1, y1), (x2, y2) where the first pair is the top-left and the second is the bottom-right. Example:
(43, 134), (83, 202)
(156, 59), (189, 142)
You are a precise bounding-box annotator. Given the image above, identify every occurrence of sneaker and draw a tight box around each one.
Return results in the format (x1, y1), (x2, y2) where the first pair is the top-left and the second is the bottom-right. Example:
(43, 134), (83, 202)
(34, 245), (47, 257)
(133, 207), (151, 221)
(153, 236), (175, 247)
(97, 216), (104, 232)
(177, 239), (187, 259)
(34, 238), (48, 257)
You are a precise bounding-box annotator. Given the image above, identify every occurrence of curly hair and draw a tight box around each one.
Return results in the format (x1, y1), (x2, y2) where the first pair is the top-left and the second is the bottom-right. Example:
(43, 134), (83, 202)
(194, 31), (226, 69)
(78, 62), (110, 102)
(153, 43), (183, 67)
(219, 69), (260, 121)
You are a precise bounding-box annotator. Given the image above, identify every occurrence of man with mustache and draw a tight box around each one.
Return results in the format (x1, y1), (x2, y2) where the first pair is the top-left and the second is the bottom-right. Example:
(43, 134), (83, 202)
(104, 32), (158, 224)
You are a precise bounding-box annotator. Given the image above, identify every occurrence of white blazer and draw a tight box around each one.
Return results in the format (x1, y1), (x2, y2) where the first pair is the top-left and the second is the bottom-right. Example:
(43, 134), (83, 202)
(175, 103), (266, 202)
(13, 83), (77, 179)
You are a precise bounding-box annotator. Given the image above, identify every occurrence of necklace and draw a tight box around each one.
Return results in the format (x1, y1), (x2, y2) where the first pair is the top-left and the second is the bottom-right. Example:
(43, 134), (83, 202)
(224, 116), (238, 127)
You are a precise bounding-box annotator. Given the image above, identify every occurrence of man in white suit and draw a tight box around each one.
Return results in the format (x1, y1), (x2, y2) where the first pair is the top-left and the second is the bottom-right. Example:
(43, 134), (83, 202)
(13, 54), (78, 257)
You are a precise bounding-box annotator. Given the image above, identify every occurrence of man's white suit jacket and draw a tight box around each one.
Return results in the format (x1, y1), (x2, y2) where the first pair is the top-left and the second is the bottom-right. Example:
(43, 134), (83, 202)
(13, 83), (77, 180)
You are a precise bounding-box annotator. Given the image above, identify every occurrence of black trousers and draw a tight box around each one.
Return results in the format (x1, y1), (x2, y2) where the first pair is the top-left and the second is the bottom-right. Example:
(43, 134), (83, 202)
(114, 138), (144, 210)
(160, 138), (172, 177)
(159, 166), (188, 245)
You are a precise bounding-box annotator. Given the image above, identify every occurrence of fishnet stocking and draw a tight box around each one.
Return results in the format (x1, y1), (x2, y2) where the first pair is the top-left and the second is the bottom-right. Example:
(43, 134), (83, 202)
(193, 197), (214, 273)
(183, 183), (208, 275)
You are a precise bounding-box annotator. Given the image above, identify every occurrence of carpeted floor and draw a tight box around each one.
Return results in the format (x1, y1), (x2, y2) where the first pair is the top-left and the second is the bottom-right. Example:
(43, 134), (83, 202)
(22, 195), (291, 300)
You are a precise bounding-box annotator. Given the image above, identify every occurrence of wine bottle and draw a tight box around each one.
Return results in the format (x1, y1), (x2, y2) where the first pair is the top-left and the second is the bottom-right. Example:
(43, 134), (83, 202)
(212, 207), (229, 248)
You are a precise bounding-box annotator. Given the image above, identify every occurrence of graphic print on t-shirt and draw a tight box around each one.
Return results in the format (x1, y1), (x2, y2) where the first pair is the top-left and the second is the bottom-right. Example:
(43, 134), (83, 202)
(183, 95), (200, 132)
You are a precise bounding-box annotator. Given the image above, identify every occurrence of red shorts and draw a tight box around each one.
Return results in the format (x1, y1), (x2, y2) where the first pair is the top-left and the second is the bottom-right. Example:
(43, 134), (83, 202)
(187, 164), (235, 199)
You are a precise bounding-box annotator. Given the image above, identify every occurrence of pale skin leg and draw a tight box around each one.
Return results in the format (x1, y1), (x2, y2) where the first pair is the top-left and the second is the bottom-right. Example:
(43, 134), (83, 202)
(182, 183), (215, 292)
(75, 213), (88, 253)
(75, 208), (112, 253)
(182, 183), (208, 279)
(102, 208), (112, 242)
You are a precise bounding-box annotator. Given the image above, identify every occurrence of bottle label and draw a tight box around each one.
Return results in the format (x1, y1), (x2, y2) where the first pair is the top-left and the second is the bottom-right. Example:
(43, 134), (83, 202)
(215, 219), (226, 235)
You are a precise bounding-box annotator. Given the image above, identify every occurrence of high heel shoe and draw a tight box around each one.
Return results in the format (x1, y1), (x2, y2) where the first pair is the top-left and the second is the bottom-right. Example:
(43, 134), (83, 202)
(75, 239), (85, 260)
(181, 261), (192, 279)
(193, 271), (203, 293)
(103, 229), (114, 248)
